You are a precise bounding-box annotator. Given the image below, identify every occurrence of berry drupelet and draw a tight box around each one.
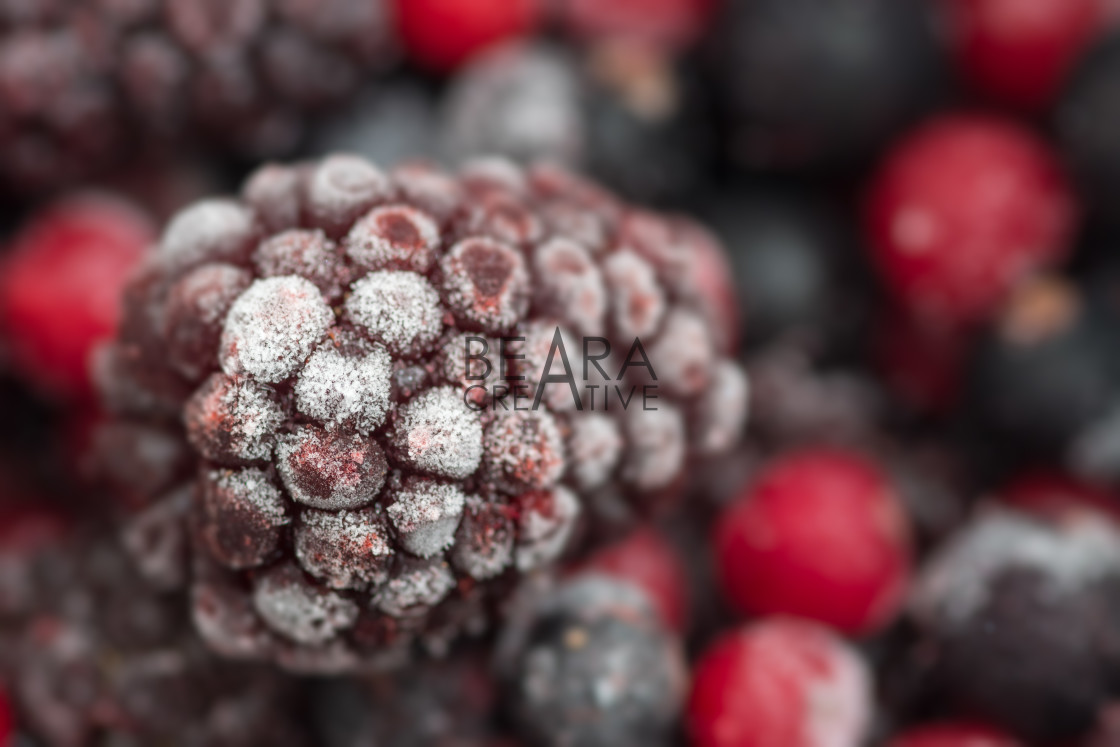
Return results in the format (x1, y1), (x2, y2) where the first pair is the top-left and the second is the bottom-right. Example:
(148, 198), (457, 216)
(911, 506), (1120, 742)
(0, 0), (396, 194)
(706, 0), (944, 172)
(498, 575), (687, 747)
(96, 155), (749, 672)
(0, 527), (310, 747)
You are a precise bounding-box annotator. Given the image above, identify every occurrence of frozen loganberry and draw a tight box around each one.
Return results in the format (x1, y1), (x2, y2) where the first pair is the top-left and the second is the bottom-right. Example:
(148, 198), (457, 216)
(276, 426), (389, 510)
(887, 723), (1023, 747)
(295, 507), (394, 590)
(575, 526), (690, 633)
(865, 116), (1077, 329)
(501, 576), (687, 747)
(196, 467), (290, 569)
(0, 194), (154, 399)
(715, 448), (912, 635)
(100, 155), (747, 670)
(912, 508), (1120, 741)
(559, 0), (717, 52)
(394, 0), (542, 72)
(944, 0), (1104, 111)
(686, 618), (872, 747)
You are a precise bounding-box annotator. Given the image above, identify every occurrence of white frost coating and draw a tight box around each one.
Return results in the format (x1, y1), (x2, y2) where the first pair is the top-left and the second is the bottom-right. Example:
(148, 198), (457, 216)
(913, 508), (1120, 626)
(160, 199), (255, 269)
(450, 495), (514, 580)
(186, 374), (285, 462)
(211, 467), (291, 528)
(294, 343), (392, 430)
(344, 271), (443, 356)
(603, 250), (666, 341)
(371, 559), (457, 616)
(306, 154), (391, 229)
(515, 486), (581, 572)
(563, 412), (622, 490)
(459, 156), (529, 195)
(220, 276), (333, 383)
(393, 387), (483, 479)
(345, 204), (442, 274)
(386, 480), (467, 558)
(294, 508), (394, 590)
(483, 410), (565, 492)
(252, 565), (359, 646)
(694, 361), (750, 456)
(274, 427), (385, 510)
(532, 237), (606, 337)
(646, 308), (715, 397)
(800, 633), (873, 747)
(440, 237), (529, 334)
(621, 405), (686, 491)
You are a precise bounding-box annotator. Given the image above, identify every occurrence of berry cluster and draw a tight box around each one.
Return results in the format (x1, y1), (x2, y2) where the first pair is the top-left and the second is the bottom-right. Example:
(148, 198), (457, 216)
(96, 154), (747, 671)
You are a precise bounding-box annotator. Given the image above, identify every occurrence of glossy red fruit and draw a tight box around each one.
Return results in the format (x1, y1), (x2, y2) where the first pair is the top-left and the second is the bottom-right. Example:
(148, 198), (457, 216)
(944, 0), (1104, 111)
(715, 448), (912, 635)
(998, 470), (1120, 524)
(394, 0), (542, 72)
(865, 116), (1076, 330)
(887, 722), (1023, 747)
(0, 196), (154, 400)
(575, 526), (690, 633)
(559, 0), (718, 52)
(686, 618), (872, 747)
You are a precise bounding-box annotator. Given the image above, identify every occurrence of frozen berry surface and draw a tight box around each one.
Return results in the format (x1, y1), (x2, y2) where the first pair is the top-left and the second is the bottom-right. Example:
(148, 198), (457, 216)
(97, 154), (748, 671)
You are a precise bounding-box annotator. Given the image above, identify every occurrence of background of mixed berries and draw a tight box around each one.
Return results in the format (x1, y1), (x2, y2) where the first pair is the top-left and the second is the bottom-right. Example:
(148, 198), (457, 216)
(4, 0), (1120, 745)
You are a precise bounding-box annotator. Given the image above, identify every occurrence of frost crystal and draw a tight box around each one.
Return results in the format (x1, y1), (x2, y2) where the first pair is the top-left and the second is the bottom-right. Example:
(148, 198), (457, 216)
(185, 373), (284, 462)
(220, 276), (333, 383)
(345, 204), (442, 274)
(294, 343), (392, 430)
(621, 406), (685, 491)
(160, 199), (255, 270)
(563, 413), (622, 490)
(386, 479), (468, 558)
(515, 486), (581, 572)
(392, 387), (483, 479)
(275, 426), (388, 510)
(295, 508), (395, 590)
(252, 564), (359, 646)
(344, 271), (443, 357)
(371, 557), (457, 616)
(603, 250), (665, 341)
(532, 237), (607, 337)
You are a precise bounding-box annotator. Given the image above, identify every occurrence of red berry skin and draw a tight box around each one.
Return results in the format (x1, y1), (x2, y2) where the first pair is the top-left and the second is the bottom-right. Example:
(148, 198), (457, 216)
(998, 470), (1120, 524)
(874, 307), (967, 415)
(0, 196), (154, 400)
(686, 618), (871, 747)
(394, 0), (542, 72)
(560, 0), (717, 52)
(714, 448), (912, 636)
(865, 116), (1076, 330)
(945, 0), (1104, 111)
(575, 526), (690, 633)
(886, 722), (1023, 747)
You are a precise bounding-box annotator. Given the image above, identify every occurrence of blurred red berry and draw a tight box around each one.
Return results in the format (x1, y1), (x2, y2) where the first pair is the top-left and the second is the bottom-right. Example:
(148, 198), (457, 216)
(887, 722), (1023, 747)
(998, 469), (1120, 523)
(560, 0), (717, 52)
(944, 0), (1104, 111)
(0, 195), (153, 400)
(714, 448), (912, 635)
(686, 618), (872, 747)
(874, 308), (968, 414)
(576, 526), (690, 633)
(865, 116), (1076, 330)
(394, 0), (542, 72)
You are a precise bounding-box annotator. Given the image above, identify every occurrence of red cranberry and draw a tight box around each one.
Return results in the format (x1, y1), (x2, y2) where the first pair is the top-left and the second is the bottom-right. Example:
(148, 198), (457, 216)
(575, 526), (690, 633)
(715, 448), (912, 635)
(865, 116), (1076, 329)
(0, 195), (154, 399)
(394, 0), (542, 72)
(944, 0), (1104, 111)
(686, 618), (872, 747)
(559, 0), (717, 53)
(887, 722), (1023, 747)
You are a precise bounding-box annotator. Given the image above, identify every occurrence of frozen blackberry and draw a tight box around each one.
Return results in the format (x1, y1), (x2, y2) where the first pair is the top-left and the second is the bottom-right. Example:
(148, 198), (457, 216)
(498, 575), (687, 747)
(0, 528), (310, 747)
(911, 507), (1120, 742)
(706, 0), (944, 172)
(442, 41), (713, 204)
(98, 154), (748, 670)
(0, 0), (396, 194)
